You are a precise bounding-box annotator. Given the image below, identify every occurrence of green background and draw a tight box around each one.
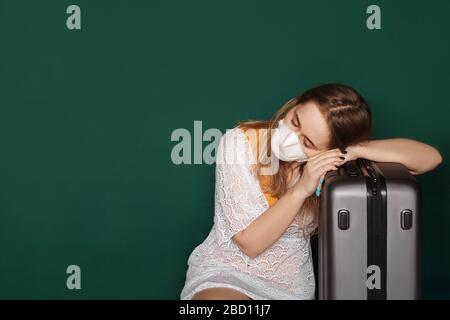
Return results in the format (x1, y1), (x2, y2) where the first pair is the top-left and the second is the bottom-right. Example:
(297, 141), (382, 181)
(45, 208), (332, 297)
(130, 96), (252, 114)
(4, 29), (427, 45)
(0, 0), (449, 299)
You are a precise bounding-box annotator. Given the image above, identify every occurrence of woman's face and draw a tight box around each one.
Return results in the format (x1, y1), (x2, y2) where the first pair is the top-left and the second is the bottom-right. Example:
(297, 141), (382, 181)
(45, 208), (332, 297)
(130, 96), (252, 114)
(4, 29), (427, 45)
(283, 101), (331, 158)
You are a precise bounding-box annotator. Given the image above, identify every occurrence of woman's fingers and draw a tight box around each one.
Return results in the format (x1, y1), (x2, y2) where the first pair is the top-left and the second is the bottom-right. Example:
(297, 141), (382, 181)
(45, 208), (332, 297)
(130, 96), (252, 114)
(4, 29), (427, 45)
(316, 163), (339, 178)
(308, 148), (342, 158)
(310, 155), (346, 172)
(308, 148), (344, 164)
(303, 148), (348, 194)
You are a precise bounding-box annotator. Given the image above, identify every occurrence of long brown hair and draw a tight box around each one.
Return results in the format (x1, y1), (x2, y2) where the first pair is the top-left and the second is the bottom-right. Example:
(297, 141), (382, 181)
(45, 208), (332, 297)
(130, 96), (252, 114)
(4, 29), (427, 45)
(236, 83), (372, 237)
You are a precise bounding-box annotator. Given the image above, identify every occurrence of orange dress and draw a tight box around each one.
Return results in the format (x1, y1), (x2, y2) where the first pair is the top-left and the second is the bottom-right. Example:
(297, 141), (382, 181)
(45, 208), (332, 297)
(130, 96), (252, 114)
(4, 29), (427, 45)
(240, 126), (278, 207)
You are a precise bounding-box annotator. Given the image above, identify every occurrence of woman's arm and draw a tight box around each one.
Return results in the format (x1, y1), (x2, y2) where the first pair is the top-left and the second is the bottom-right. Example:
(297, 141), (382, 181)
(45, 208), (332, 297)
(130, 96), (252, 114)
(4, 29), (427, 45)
(233, 187), (308, 259)
(234, 148), (345, 259)
(347, 138), (443, 175)
(219, 129), (343, 259)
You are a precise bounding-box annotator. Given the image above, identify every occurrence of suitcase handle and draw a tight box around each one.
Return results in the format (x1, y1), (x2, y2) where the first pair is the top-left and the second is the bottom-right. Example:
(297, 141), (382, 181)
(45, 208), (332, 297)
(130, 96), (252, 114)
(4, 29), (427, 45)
(345, 161), (360, 177)
(357, 158), (381, 179)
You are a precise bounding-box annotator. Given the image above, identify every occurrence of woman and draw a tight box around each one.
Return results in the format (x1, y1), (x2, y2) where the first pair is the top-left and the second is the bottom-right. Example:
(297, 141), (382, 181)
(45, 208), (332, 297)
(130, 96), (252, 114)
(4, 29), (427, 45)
(180, 83), (443, 300)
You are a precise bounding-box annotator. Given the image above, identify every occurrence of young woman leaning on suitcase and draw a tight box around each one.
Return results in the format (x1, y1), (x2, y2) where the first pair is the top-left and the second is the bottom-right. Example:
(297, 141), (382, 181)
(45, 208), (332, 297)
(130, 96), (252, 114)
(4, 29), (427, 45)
(180, 83), (443, 300)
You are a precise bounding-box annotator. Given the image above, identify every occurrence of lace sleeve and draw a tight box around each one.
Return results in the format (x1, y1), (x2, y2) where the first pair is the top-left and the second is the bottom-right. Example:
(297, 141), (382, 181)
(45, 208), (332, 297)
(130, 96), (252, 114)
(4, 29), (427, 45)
(213, 127), (268, 246)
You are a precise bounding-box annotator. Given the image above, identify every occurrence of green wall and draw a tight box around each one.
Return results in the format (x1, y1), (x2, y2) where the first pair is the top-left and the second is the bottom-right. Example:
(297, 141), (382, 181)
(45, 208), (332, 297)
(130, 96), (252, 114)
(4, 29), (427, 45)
(0, 0), (448, 299)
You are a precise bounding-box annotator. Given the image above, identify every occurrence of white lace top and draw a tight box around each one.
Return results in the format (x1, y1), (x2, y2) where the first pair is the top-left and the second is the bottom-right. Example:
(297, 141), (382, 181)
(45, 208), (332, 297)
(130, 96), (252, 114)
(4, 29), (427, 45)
(180, 126), (315, 300)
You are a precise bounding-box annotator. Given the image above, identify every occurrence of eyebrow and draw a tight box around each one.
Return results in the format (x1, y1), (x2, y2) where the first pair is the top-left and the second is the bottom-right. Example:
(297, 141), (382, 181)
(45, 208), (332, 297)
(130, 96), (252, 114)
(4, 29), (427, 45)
(295, 110), (318, 149)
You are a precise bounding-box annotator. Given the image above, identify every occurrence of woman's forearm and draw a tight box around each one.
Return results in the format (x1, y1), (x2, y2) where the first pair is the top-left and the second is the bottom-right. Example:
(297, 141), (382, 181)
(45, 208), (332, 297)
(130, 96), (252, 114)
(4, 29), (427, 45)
(352, 138), (443, 175)
(232, 187), (308, 259)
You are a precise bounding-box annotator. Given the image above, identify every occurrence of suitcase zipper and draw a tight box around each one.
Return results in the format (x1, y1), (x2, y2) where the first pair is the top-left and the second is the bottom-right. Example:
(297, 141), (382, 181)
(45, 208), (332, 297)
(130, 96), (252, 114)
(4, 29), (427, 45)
(359, 159), (387, 300)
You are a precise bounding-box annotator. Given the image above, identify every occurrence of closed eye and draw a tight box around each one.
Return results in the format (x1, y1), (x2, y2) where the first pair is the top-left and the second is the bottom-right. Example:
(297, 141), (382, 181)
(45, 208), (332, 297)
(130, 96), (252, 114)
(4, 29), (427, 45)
(302, 137), (311, 148)
(294, 110), (318, 150)
(291, 119), (311, 148)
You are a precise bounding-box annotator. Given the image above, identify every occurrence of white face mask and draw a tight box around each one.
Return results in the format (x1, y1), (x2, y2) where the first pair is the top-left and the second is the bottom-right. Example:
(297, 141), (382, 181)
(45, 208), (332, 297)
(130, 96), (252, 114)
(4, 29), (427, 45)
(270, 118), (308, 162)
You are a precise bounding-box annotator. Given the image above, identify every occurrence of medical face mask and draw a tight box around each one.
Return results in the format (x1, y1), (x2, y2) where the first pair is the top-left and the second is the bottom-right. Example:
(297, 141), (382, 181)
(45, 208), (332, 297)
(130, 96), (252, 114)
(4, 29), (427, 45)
(270, 118), (308, 162)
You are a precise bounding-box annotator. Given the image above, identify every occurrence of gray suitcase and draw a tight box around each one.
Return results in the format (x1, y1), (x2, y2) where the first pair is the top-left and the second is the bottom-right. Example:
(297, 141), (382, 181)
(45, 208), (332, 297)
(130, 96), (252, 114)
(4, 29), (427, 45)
(318, 158), (421, 300)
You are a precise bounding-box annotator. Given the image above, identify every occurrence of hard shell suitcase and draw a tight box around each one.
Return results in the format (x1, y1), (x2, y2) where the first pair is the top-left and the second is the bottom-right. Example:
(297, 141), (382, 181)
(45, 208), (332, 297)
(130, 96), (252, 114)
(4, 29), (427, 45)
(318, 158), (421, 300)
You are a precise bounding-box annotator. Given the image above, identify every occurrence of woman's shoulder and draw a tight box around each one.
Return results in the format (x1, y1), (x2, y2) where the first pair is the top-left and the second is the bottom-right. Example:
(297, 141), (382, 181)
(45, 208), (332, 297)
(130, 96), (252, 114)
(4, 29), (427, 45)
(221, 125), (246, 138)
(218, 126), (248, 151)
(217, 124), (269, 167)
(234, 125), (259, 158)
(216, 126), (253, 165)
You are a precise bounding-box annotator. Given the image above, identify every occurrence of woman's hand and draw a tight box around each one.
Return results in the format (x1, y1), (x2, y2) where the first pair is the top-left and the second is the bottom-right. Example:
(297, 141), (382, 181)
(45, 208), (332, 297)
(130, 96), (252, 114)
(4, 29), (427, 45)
(292, 148), (347, 199)
(344, 142), (366, 162)
(344, 139), (443, 175)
